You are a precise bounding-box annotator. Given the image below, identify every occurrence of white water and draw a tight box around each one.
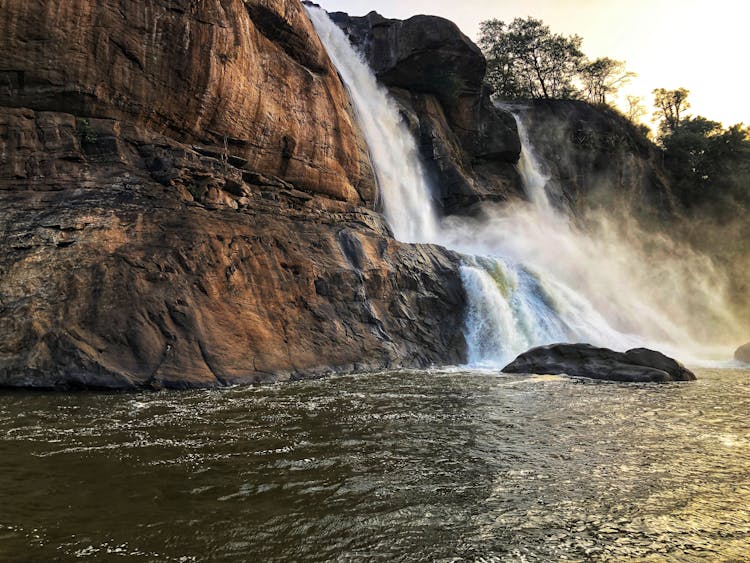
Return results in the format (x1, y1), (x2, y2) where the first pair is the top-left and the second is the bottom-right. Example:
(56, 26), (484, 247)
(511, 112), (554, 213)
(306, 7), (742, 367)
(306, 7), (439, 244)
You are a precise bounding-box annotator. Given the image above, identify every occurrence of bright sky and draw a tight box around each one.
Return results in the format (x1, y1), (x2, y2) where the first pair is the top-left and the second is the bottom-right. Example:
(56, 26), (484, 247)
(316, 0), (750, 128)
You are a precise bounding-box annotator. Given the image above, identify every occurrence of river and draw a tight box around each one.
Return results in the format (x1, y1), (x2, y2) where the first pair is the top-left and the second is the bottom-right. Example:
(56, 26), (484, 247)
(1, 367), (749, 561)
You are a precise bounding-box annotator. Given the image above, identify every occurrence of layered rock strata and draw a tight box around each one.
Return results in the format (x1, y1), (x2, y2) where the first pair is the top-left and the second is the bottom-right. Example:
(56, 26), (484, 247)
(0, 0), (467, 389)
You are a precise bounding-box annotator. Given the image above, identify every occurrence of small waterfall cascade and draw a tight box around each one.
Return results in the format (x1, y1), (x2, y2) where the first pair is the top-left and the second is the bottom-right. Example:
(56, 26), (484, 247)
(513, 112), (554, 214)
(306, 7), (739, 367)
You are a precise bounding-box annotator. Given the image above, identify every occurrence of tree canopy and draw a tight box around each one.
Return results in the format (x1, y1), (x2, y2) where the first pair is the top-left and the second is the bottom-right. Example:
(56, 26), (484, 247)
(653, 88), (691, 136)
(478, 15), (749, 219)
(653, 89), (750, 214)
(579, 57), (635, 105)
(478, 17), (584, 99)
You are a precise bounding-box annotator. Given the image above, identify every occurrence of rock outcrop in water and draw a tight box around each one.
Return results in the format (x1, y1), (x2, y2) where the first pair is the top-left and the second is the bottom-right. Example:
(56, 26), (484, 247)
(503, 344), (696, 383)
(0, 0), (467, 389)
(736, 343), (750, 363)
(327, 8), (523, 214)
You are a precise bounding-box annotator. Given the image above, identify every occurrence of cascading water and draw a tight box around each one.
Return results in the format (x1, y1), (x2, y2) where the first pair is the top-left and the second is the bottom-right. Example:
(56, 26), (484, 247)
(306, 7), (439, 244)
(510, 109), (554, 213)
(306, 7), (742, 367)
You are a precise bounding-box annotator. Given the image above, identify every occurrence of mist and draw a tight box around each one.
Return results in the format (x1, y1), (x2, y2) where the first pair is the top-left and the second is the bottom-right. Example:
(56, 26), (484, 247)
(308, 6), (747, 368)
(439, 106), (747, 364)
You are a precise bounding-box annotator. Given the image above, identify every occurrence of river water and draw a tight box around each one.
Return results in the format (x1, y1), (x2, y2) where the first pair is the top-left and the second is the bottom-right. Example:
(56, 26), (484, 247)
(1, 367), (749, 561)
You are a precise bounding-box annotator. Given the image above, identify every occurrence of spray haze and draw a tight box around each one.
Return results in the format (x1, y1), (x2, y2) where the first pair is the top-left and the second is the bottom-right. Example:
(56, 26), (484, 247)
(306, 6), (747, 367)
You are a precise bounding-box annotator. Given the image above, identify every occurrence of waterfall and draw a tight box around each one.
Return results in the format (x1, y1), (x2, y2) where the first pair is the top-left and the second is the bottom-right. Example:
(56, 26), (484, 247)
(306, 7), (440, 244)
(306, 7), (739, 366)
(511, 110), (554, 213)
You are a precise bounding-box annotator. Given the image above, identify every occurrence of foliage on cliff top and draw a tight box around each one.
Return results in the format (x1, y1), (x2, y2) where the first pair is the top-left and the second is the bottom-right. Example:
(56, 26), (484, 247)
(657, 108), (750, 216)
(478, 17), (633, 106)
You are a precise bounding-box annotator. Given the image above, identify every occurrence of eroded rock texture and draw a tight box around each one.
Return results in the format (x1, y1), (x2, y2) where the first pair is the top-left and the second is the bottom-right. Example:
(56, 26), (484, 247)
(0, 0), (375, 202)
(0, 1), (467, 389)
(328, 9), (523, 215)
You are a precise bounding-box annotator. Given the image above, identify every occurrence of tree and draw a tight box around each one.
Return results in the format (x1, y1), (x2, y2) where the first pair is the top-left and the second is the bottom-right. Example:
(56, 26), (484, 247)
(578, 57), (635, 105)
(653, 88), (690, 135)
(625, 95), (647, 124)
(478, 17), (584, 99)
(479, 19), (523, 98)
(660, 116), (750, 212)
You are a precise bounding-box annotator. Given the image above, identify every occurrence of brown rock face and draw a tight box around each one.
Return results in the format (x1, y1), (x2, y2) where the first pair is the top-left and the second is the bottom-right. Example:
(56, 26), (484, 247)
(0, 1), (467, 389)
(329, 10), (522, 215)
(0, 0), (375, 203)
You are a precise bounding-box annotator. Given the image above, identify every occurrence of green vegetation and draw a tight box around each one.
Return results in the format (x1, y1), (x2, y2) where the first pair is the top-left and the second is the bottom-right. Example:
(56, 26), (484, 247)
(651, 89), (750, 323)
(653, 87), (690, 136)
(479, 17), (583, 99)
(478, 16), (748, 222)
(478, 17), (633, 104)
(579, 58), (635, 105)
(654, 89), (750, 215)
(477, 14), (749, 324)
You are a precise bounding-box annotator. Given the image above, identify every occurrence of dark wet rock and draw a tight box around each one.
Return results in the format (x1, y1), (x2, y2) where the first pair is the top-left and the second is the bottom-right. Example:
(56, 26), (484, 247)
(503, 343), (696, 383)
(329, 10), (523, 215)
(735, 343), (750, 363)
(330, 12), (486, 102)
(508, 100), (676, 217)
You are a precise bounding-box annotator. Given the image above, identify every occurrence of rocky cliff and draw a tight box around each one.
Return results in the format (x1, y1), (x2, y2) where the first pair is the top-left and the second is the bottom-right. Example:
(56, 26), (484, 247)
(511, 100), (676, 217)
(327, 9), (523, 215)
(326, 10), (676, 223)
(0, 0), (466, 389)
(0, 1), (699, 389)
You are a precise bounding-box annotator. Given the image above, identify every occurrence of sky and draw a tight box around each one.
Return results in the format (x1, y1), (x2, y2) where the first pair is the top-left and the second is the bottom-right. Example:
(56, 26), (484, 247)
(316, 0), (750, 128)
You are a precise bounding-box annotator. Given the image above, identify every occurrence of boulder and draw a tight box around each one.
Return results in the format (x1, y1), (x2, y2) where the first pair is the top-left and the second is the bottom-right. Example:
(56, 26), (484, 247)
(735, 343), (750, 363)
(330, 11), (485, 103)
(503, 343), (696, 383)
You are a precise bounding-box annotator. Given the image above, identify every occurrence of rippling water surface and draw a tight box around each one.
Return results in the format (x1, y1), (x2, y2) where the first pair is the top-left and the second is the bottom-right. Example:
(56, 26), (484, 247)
(1, 368), (749, 561)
